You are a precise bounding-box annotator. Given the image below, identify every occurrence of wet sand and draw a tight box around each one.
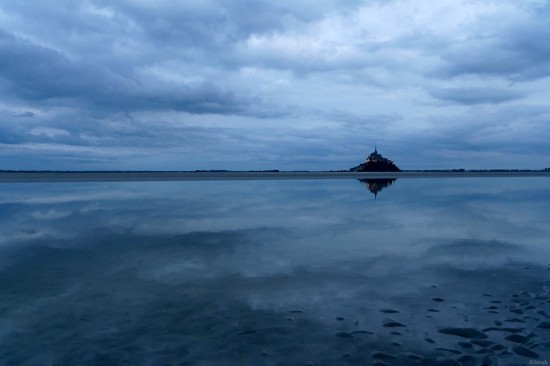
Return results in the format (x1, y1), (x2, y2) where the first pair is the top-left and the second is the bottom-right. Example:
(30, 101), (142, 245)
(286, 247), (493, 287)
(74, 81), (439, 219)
(1, 170), (549, 183)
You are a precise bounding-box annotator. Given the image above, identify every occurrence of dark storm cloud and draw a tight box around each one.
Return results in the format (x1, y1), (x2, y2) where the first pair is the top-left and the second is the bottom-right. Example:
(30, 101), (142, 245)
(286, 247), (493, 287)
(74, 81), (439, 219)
(0, 28), (247, 115)
(437, 7), (550, 81)
(15, 111), (34, 118)
(429, 87), (523, 105)
(99, 0), (339, 48)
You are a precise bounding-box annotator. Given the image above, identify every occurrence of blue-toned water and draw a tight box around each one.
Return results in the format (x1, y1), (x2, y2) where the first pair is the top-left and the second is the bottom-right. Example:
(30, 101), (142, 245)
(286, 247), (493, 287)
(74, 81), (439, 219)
(0, 178), (549, 365)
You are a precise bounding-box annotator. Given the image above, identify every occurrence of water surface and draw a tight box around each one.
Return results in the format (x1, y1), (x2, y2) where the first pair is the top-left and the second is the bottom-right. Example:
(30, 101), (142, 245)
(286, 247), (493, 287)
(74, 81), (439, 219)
(0, 178), (549, 365)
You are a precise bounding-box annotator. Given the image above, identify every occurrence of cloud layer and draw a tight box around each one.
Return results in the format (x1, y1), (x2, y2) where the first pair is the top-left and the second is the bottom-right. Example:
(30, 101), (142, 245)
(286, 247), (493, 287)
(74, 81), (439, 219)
(0, 0), (549, 170)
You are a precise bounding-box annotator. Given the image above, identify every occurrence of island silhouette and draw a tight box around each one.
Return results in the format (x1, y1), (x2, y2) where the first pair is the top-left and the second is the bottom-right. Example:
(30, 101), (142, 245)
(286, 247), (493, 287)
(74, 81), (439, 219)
(350, 147), (400, 172)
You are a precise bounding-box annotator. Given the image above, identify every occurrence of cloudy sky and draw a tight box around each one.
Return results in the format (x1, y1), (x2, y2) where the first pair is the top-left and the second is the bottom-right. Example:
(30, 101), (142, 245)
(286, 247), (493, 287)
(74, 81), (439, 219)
(1, 0), (549, 170)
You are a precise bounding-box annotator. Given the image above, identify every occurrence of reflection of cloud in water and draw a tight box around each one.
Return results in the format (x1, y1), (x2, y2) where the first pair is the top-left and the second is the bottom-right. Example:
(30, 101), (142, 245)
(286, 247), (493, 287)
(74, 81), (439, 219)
(422, 239), (524, 268)
(426, 239), (520, 256)
(1, 229), (548, 365)
(0, 179), (549, 364)
(31, 209), (72, 220)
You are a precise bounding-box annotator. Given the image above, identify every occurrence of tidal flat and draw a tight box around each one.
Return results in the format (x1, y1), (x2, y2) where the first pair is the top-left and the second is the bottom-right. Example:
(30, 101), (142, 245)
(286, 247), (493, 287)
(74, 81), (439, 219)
(0, 170), (548, 183)
(0, 178), (548, 365)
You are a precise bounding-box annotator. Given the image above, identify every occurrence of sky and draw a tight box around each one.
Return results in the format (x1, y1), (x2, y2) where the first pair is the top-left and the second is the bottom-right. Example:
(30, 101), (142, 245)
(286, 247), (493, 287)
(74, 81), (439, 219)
(0, 0), (549, 171)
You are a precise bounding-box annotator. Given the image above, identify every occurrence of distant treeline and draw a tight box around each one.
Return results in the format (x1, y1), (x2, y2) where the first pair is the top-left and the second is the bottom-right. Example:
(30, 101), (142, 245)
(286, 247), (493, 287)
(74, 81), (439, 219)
(0, 169), (281, 173)
(194, 170), (281, 173)
(402, 169), (550, 172)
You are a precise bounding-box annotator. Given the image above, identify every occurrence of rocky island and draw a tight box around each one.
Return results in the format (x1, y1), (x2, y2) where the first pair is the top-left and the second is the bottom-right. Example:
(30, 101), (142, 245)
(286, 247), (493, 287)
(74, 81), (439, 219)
(350, 148), (400, 172)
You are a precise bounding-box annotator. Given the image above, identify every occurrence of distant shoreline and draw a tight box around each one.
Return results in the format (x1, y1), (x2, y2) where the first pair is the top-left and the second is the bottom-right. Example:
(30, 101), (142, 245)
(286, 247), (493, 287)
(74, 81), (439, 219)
(0, 171), (549, 183)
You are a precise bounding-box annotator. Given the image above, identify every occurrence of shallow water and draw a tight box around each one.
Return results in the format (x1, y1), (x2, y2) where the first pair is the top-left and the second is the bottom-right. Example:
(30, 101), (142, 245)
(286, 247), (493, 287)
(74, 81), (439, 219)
(0, 178), (549, 365)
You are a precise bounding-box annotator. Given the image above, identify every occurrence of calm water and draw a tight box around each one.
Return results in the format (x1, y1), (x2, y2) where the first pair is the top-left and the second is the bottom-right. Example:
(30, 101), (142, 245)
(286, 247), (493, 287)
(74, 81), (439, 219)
(0, 178), (549, 365)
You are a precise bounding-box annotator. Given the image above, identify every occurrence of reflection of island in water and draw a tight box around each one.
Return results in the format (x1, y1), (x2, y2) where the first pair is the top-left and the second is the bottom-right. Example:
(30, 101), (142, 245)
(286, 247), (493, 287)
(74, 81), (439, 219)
(358, 178), (396, 198)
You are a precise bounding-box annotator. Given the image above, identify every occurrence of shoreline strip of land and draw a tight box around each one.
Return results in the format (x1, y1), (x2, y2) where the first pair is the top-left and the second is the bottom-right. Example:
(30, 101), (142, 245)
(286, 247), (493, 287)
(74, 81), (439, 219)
(0, 171), (549, 183)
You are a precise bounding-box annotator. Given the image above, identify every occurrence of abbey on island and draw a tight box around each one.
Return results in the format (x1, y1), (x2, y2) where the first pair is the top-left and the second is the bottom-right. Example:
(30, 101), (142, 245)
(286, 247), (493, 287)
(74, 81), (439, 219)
(350, 148), (400, 172)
